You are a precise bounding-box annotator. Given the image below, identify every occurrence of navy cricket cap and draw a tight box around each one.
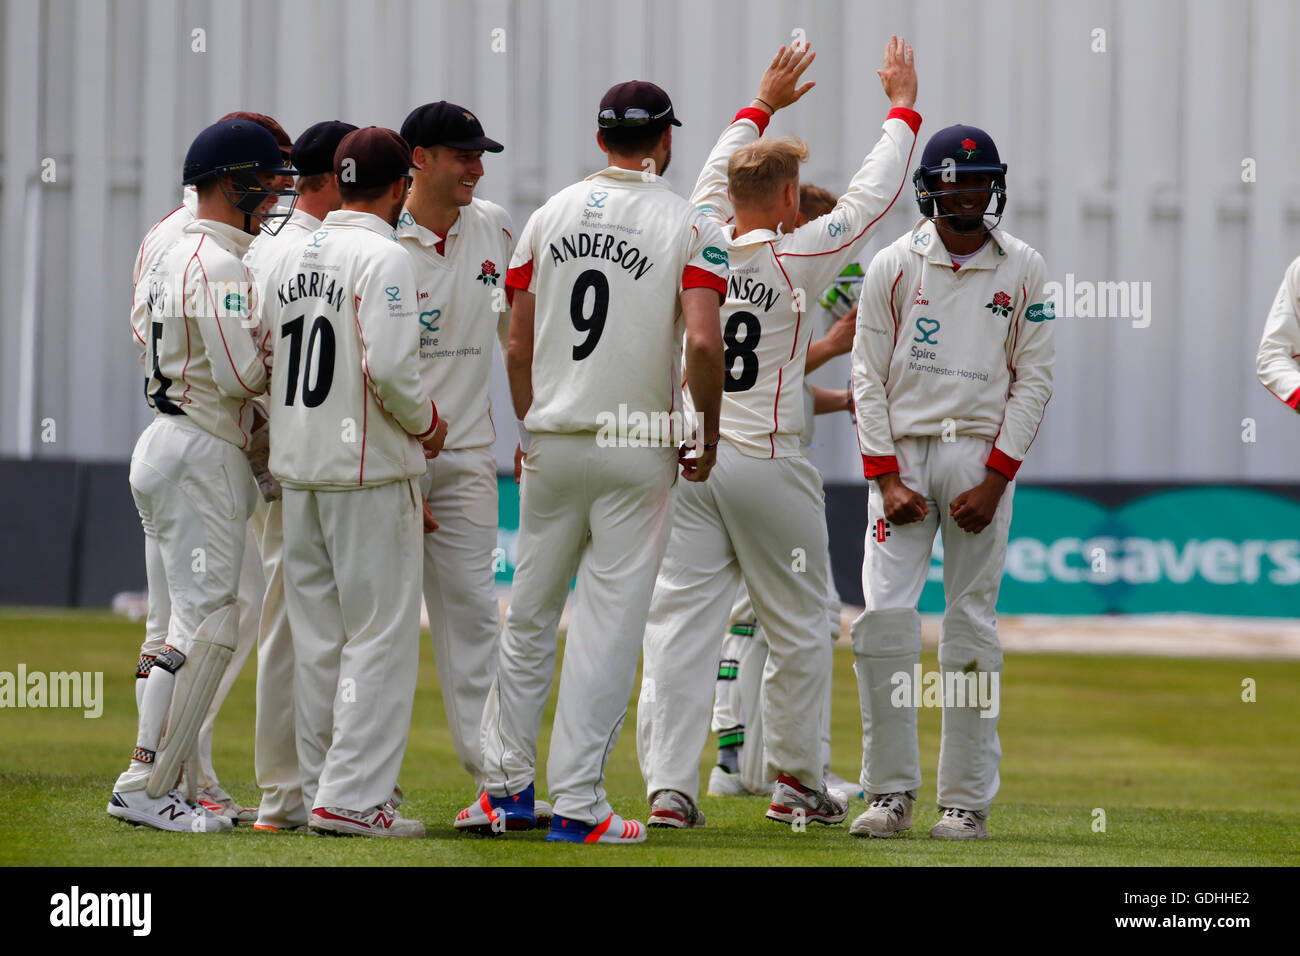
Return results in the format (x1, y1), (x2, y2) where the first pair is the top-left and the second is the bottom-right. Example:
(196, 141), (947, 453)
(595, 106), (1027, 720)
(918, 124), (1007, 178)
(400, 101), (503, 153)
(292, 120), (359, 176)
(183, 120), (295, 185)
(220, 111), (293, 159)
(334, 126), (413, 188)
(598, 80), (681, 130)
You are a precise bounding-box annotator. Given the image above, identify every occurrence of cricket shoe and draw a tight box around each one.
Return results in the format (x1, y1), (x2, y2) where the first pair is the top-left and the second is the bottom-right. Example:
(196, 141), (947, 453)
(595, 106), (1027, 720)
(196, 785), (258, 824)
(545, 812), (647, 844)
(849, 791), (915, 838)
(824, 770), (864, 800)
(765, 775), (848, 827)
(707, 765), (748, 796)
(929, 807), (988, 840)
(648, 789), (706, 828)
(309, 803), (425, 838)
(252, 823), (306, 832)
(107, 789), (233, 833)
(453, 783), (540, 835)
(534, 797), (554, 828)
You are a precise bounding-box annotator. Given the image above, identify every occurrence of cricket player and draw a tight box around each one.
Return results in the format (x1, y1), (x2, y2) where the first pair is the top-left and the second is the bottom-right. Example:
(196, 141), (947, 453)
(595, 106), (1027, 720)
(1257, 256), (1300, 411)
(108, 119), (296, 831)
(635, 38), (920, 830)
(396, 103), (548, 817)
(455, 80), (727, 844)
(707, 185), (859, 801)
(849, 123), (1055, 839)
(242, 119), (357, 831)
(261, 126), (446, 838)
(126, 112), (295, 824)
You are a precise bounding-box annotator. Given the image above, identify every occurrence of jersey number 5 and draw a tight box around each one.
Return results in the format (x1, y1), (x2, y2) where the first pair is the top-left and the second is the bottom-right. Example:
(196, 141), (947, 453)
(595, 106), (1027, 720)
(570, 269), (609, 360)
(148, 321), (182, 415)
(723, 311), (761, 392)
(281, 314), (336, 407)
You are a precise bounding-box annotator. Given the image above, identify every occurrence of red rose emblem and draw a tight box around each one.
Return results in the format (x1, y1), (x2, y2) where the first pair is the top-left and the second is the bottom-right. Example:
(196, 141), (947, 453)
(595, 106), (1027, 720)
(961, 138), (978, 151)
(993, 291), (1011, 307)
(481, 260), (496, 275)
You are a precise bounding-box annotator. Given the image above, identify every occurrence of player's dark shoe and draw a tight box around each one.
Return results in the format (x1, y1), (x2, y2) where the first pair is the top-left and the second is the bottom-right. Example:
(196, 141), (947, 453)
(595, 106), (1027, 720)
(648, 789), (706, 828)
(545, 812), (646, 844)
(453, 783), (539, 835)
(766, 775), (848, 827)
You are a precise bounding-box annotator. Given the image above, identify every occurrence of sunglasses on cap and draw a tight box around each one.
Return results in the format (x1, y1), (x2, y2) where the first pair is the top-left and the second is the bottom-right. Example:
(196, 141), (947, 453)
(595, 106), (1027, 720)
(597, 105), (673, 128)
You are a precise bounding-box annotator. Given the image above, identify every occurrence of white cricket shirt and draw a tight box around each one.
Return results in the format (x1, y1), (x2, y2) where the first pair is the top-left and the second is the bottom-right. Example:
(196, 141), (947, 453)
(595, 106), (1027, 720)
(506, 166), (729, 440)
(397, 197), (515, 449)
(689, 106), (921, 458)
(134, 218), (269, 448)
(1257, 254), (1300, 410)
(261, 209), (438, 489)
(852, 218), (1056, 480)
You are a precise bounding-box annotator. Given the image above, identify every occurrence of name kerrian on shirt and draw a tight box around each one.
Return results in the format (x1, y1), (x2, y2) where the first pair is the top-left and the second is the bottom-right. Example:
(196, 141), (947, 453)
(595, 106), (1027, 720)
(0, 664), (102, 717)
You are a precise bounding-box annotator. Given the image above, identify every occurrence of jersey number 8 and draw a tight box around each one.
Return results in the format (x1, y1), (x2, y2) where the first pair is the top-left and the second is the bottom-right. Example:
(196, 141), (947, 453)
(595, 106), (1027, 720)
(723, 311), (761, 392)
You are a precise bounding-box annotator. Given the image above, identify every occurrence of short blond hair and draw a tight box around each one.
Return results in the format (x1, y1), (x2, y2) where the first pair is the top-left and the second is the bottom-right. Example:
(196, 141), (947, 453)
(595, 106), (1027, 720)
(728, 135), (809, 206)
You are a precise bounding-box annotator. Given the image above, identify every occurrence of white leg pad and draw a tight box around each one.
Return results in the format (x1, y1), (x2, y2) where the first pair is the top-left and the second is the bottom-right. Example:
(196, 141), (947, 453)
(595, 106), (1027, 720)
(147, 604), (238, 798)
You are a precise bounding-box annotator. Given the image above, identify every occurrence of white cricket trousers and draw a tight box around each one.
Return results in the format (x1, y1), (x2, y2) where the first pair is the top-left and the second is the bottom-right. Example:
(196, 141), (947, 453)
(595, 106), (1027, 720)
(118, 415), (255, 792)
(852, 435), (1012, 812)
(711, 562), (839, 792)
(252, 497), (305, 827)
(480, 434), (676, 825)
(419, 446), (500, 791)
(281, 479), (423, 812)
(637, 441), (831, 804)
(136, 491), (265, 795)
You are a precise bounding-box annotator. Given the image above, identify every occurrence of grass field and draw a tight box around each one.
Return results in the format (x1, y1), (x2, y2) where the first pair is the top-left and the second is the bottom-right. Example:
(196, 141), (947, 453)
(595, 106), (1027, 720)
(1, 609), (1297, 866)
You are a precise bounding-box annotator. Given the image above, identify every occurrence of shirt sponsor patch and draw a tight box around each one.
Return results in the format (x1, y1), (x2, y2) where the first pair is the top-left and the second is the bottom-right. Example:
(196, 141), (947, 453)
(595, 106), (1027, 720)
(1026, 302), (1055, 322)
(702, 246), (729, 267)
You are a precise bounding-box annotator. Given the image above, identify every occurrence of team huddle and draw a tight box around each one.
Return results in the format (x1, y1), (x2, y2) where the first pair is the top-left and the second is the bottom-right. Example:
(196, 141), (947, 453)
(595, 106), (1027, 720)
(110, 36), (1060, 844)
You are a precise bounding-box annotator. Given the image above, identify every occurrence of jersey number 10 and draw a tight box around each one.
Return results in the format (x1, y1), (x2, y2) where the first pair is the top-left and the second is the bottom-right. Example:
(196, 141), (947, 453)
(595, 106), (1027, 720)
(281, 314), (336, 407)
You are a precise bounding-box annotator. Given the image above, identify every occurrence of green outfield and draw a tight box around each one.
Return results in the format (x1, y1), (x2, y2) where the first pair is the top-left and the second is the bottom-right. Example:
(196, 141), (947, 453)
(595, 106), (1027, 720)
(1, 609), (1297, 867)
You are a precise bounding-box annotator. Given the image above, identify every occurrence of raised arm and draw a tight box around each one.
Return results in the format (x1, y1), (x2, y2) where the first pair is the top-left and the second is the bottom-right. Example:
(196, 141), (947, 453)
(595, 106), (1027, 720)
(779, 36), (921, 293)
(689, 43), (818, 226)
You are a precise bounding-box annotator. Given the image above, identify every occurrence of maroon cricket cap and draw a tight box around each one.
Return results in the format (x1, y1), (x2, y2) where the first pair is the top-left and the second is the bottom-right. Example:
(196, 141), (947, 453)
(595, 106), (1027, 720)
(333, 126), (413, 188)
(598, 81), (681, 130)
(220, 111), (293, 159)
(400, 101), (503, 153)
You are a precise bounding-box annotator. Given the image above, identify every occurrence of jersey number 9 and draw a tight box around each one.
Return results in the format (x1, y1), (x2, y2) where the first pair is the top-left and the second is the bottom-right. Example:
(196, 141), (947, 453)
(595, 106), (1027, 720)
(570, 269), (609, 361)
